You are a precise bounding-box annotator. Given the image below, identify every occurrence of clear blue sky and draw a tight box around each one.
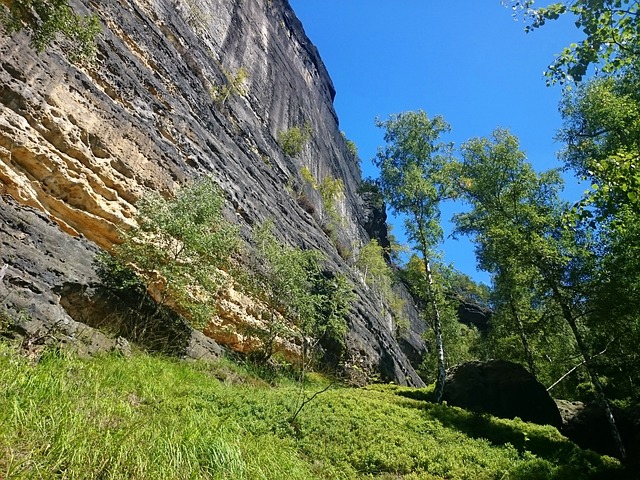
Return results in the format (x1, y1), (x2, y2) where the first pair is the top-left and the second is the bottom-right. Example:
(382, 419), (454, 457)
(289, 1), (583, 285)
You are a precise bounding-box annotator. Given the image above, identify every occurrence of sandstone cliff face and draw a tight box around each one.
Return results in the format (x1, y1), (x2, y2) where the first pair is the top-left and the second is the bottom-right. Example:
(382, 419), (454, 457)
(0, 0), (425, 385)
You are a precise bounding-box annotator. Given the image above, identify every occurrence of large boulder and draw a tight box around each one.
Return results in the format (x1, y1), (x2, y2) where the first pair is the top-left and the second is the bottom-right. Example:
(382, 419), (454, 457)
(556, 399), (640, 465)
(442, 360), (563, 428)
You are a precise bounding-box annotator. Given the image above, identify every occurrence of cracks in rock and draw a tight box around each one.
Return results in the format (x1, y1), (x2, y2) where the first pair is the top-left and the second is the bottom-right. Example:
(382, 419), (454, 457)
(0, 0), (426, 385)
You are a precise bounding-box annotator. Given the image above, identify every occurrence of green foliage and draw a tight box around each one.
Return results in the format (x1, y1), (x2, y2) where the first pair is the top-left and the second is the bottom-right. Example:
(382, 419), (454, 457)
(319, 176), (344, 206)
(297, 168), (347, 237)
(1, 0), (100, 59)
(245, 222), (352, 362)
(299, 165), (317, 189)
(101, 177), (240, 330)
(438, 262), (491, 307)
(503, 1), (640, 411)
(278, 123), (312, 157)
(356, 239), (406, 329)
(505, 0), (640, 84)
(455, 128), (634, 457)
(312, 272), (353, 350)
(419, 318), (481, 385)
(454, 129), (587, 381)
(481, 280), (580, 395)
(521, 4), (640, 407)
(401, 255), (429, 305)
(455, 128), (638, 409)
(558, 70), (640, 214)
(435, 264), (485, 363)
(584, 206), (640, 401)
(209, 67), (249, 107)
(401, 256), (481, 382)
(0, 344), (623, 479)
(341, 131), (360, 163)
(246, 221), (322, 360)
(374, 110), (455, 402)
(357, 239), (391, 289)
(374, 110), (455, 250)
(319, 175), (345, 234)
(357, 177), (384, 211)
(386, 224), (411, 265)
(96, 250), (146, 295)
(455, 128), (567, 270)
(294, 169), (347, 245)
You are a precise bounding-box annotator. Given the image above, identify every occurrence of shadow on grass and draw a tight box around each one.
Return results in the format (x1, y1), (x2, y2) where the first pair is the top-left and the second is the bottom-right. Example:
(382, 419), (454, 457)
(391, 389), (626, 480)
(428, 404), (568, 456)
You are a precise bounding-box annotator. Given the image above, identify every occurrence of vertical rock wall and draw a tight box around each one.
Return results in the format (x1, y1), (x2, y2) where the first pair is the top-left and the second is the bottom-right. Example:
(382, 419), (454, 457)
(0, 0), (425, 385)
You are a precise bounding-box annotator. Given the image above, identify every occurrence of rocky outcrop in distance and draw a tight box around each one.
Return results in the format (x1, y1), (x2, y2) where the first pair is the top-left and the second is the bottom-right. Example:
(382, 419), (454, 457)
(0, 0), (425, 385)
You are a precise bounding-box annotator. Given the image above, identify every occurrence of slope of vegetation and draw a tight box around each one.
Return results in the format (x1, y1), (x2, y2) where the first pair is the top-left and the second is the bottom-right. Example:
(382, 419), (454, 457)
(0, 342), (622, 480)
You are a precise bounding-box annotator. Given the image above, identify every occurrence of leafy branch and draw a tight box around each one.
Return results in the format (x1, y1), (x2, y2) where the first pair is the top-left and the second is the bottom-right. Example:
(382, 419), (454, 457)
(1, 0), (100, 59)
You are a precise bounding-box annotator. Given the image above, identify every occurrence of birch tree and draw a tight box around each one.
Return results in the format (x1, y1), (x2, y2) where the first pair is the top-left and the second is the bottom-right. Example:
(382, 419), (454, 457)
(374, 110), (454, 403)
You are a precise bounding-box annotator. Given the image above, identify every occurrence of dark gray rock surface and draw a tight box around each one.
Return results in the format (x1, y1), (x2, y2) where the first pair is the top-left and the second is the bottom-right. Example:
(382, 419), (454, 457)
(442, 359), (563, 428)
(457, 298), (491, 331)
(0, 195), (113, 356)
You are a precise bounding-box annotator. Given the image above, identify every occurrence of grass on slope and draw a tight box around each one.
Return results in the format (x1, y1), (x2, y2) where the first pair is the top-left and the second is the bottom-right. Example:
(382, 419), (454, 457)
(0, 342), (623, 479)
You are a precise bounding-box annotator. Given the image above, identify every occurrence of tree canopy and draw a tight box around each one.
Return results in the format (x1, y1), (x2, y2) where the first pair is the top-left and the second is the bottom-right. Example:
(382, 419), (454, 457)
(558, 66), (640, 214)
(454, 128), (627, 458)
(505, 0), (640, 83)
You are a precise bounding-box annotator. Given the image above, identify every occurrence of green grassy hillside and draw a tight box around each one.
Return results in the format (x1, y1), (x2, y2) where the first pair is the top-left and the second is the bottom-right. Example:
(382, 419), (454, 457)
(0, 343), (622, 479)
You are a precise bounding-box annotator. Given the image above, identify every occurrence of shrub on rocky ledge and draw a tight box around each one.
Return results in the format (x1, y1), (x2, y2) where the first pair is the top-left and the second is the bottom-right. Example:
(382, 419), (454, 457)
(99, 177), (239, 330)
(278, 123), (312, 157)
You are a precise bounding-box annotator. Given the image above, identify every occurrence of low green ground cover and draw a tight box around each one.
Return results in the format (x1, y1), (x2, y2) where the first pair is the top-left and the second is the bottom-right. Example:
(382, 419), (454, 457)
(0, 343), (622, 479)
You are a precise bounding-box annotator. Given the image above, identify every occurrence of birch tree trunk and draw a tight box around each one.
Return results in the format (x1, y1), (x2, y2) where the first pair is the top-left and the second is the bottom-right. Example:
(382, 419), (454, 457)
(424, 256), (446, 404)
(552, 285), (626, 459)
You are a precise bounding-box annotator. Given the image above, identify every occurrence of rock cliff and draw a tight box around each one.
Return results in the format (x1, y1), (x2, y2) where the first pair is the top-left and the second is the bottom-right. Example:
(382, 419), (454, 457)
(0, 0), (425, 385)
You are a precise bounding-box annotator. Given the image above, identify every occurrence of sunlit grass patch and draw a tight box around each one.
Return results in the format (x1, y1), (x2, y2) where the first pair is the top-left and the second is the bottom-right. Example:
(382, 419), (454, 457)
(0, 342), (623, 479)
